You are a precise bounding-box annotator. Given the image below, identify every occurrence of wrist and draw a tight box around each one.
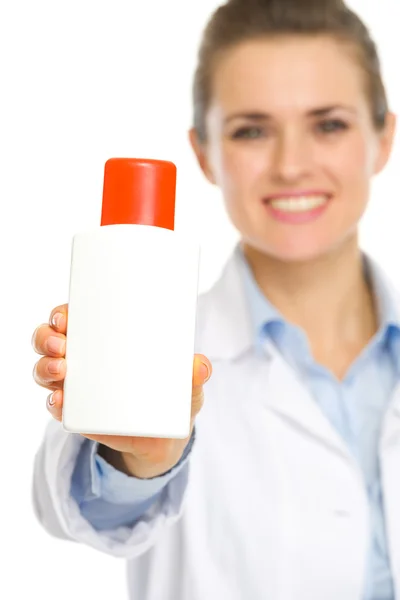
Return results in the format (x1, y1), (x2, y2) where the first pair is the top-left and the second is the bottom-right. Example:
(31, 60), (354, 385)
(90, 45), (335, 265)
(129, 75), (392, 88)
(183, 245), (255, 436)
(120, 450), (184, 479)
(97, 445), (184, 479)
(97, 427), (196, 479)
(122, 426), (197, 479)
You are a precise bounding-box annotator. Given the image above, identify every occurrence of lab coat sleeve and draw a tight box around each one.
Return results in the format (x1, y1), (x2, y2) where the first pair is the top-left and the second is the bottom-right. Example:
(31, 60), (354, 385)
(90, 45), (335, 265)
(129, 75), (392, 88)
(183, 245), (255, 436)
(31, 418), (193, 559)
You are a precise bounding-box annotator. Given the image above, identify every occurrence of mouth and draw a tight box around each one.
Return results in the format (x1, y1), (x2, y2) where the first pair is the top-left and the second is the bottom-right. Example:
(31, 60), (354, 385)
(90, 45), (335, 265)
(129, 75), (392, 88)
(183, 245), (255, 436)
(263, 192), (331, 213)
(262, 191), (332, 224)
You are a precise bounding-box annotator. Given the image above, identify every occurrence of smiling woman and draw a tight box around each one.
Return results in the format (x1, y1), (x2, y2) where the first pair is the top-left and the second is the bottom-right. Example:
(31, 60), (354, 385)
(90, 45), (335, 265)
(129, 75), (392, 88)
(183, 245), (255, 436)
(31, 1), (400, 600)
(189, 0), (394, 263)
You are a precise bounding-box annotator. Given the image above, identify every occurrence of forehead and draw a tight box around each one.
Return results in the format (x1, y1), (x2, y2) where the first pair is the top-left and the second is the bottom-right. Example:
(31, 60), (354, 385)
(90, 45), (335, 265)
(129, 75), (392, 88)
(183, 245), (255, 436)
(210, 35), (366, 114)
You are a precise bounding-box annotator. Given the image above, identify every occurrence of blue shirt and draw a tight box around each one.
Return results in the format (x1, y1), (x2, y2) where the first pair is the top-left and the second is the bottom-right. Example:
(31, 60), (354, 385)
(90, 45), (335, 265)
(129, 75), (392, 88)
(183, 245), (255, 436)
(71, 245), (400, 600)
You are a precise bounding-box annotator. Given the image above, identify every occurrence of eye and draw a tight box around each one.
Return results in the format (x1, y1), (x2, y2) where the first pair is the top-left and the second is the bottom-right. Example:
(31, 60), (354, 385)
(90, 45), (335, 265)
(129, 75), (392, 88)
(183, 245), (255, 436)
(317, 119), (349, 134)
(231, 126), (265, 140)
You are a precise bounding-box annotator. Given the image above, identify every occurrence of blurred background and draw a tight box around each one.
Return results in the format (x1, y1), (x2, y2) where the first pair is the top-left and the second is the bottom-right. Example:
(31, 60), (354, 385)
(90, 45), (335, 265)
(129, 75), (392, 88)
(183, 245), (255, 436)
(0, 0), (398, 597)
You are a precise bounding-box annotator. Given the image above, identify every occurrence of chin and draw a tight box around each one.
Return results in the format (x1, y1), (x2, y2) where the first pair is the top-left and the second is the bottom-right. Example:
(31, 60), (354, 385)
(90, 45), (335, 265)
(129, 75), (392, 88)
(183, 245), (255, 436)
(246, 235), (350, 265)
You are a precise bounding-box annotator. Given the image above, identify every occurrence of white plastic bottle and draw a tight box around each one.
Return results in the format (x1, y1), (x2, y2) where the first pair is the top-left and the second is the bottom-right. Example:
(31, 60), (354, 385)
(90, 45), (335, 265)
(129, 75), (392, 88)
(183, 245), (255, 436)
(62, 158), (200, 438)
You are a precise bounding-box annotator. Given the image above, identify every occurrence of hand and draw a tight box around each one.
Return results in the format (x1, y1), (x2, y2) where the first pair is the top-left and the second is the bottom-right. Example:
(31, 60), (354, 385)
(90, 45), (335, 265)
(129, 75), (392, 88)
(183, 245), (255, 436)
(32, 304), (212, 478)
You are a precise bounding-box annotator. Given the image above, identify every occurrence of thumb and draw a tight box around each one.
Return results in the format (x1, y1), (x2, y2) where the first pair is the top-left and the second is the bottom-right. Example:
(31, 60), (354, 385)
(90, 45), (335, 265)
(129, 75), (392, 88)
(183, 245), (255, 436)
(192, 354), (212, 388)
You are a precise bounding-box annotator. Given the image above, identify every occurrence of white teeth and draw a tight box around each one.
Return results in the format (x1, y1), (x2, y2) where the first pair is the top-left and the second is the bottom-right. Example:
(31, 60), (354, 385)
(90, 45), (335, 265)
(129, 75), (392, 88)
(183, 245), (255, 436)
(268, 195), (328, 212)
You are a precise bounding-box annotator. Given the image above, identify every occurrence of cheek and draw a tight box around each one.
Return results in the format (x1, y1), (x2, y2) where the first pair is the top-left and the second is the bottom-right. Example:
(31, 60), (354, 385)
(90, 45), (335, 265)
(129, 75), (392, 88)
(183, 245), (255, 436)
(320, 135), (375, 234)
(216, 144), (266, 197)
(327, 133), (376, 187)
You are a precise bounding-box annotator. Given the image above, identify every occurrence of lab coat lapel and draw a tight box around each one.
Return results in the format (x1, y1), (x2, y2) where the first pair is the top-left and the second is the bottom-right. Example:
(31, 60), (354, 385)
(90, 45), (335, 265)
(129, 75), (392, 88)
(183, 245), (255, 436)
(369, 258), (400, 598)
(261, 343), (355, 461)
(380, 382), (400, 599)
(197, 244), (355, 462)
(195, 243), (254, 361)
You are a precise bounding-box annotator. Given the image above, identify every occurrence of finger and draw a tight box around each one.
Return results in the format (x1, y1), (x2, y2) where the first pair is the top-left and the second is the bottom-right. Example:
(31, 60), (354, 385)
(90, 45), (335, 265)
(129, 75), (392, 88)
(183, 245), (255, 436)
(191, 354), (212, 418)
(192, 354), (212, 387)
(33, 356), (66, 390)
(31, 324), (66, 357)
(49, 304), (68, 334)
(46, 390), (63, 422)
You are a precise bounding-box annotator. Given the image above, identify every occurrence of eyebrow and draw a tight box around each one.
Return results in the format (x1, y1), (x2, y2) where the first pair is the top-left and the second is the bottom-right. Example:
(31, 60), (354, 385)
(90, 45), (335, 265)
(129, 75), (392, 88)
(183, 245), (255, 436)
(224, 105), (357, 124)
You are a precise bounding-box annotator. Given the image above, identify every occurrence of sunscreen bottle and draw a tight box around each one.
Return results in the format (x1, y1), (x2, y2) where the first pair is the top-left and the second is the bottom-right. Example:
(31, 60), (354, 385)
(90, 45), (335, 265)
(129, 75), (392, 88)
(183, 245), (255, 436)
(62, 158), (200, 438)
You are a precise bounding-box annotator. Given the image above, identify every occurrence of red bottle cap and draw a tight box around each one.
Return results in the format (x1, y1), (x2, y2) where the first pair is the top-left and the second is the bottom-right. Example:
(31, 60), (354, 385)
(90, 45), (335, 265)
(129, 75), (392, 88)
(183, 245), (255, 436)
(100, 158), (176, 231)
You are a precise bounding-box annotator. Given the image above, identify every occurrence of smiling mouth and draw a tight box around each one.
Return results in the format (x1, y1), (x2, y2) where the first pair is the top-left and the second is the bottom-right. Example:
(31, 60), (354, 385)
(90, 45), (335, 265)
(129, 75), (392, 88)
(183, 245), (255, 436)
(263, 194), (331, 213)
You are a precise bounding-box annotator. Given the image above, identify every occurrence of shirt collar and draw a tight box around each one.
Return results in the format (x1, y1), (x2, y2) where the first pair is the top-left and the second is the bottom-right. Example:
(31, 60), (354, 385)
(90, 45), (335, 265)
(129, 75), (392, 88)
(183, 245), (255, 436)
(235, 244), (286, 350)
(364, 254), (400, 331)
(363, 255), (400, 374)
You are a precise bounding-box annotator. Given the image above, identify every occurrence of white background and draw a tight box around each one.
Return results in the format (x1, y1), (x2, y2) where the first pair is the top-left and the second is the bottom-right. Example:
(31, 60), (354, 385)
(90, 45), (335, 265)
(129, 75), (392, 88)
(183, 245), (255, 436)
(0, 0), (399, 597)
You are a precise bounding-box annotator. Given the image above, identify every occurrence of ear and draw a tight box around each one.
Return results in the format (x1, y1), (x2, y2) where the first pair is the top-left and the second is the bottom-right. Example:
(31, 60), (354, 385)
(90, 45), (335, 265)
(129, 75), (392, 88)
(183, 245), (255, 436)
(188, 128), (216, 185)
(374, 112), (397, 175)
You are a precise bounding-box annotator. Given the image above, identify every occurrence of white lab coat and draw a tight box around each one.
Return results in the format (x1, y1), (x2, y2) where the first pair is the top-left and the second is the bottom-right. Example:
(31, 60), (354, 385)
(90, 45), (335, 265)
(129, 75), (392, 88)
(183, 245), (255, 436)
(32, 245), (400, 600)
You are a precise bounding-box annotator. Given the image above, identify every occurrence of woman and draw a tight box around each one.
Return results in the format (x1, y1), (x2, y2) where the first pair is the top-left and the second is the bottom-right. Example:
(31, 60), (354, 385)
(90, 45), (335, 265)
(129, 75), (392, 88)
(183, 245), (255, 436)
(31, 0), (400, 598)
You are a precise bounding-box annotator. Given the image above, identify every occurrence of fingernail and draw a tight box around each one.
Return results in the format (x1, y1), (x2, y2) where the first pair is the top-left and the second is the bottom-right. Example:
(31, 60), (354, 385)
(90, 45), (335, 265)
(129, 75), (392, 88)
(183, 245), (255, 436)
(46, 336), (66, 355)
(47, 392), (56, 407)
(48, 359), (64, 375)
(201, 361), (210, 382)
(31, 325), (39, 349)
(51, 312), (63, 329)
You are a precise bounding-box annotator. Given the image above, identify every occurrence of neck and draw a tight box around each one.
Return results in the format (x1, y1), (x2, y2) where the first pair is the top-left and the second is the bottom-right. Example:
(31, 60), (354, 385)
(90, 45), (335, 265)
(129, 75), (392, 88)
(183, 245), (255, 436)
(242, 235), (378, 375)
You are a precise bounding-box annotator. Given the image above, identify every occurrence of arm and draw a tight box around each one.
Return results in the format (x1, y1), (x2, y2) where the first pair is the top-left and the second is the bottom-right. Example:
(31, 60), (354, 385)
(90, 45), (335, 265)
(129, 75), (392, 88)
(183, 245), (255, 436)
(70, 427), (196, 531)
(31, 419), (194, 558)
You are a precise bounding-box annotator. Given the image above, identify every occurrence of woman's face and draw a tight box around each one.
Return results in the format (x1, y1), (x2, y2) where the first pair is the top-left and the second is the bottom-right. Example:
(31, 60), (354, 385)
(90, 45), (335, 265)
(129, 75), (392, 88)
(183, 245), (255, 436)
(190, 36), (395, 262)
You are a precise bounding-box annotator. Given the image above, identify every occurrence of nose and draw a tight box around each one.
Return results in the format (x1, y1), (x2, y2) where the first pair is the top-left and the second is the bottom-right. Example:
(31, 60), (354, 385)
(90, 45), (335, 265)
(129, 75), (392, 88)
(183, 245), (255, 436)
(271, 129), (313, 183)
